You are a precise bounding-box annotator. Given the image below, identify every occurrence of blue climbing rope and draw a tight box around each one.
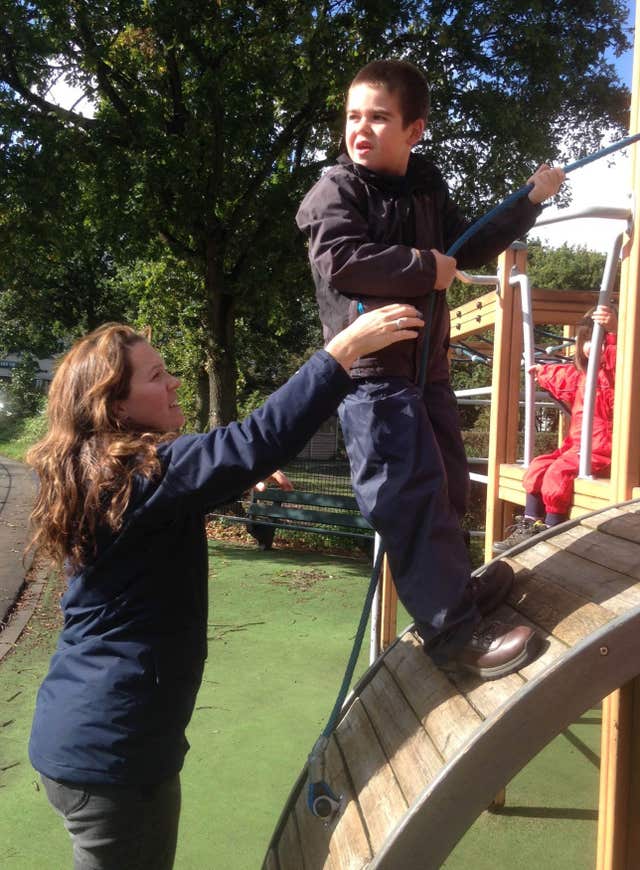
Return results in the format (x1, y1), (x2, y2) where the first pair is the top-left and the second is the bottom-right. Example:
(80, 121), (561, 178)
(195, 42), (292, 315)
(306, 130), (640, 823)
(307, 545), (385, 819)
(307, 300), (437, 821)
(448, 131), (640, 258)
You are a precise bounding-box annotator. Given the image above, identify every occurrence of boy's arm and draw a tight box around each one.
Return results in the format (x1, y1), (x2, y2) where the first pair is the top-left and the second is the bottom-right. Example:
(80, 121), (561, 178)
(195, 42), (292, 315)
(297, 172), (438, 297)
(441, 185), (543, 270)
(444, 165), (563, 269)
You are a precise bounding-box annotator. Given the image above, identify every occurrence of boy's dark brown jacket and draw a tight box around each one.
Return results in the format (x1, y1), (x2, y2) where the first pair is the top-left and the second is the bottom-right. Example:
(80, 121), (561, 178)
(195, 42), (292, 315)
(297, 152), (542, 383)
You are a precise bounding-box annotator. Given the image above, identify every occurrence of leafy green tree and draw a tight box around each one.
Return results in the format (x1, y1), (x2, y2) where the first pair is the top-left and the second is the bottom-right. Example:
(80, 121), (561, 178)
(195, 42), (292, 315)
(6, 353), (43, 417)
(0, 0), (631, 424)
(0, 109), (135, 355)
(110, 253), (209, 429)
(527, 239), (608, 290)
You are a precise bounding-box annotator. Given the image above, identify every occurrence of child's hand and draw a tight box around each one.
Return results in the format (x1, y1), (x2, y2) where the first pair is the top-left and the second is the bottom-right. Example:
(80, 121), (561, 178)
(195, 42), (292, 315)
(430, 250), (457, 290)
(527, 164), (565, 204)
(592, 304), (618, 334)
(528, 364), (542, 379)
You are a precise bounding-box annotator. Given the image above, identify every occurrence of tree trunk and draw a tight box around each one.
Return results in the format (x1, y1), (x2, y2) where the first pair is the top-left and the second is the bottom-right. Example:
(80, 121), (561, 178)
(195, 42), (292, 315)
(204, 236), (236, 428)
(195, 366), (210, 432)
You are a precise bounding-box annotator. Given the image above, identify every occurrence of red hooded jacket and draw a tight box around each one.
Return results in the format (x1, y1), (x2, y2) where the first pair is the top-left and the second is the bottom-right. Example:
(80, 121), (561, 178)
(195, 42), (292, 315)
(536, 333), (616, 461)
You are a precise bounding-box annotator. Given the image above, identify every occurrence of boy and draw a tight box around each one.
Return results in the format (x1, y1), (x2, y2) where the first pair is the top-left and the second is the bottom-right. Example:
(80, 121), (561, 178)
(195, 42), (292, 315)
(296, 59), (565, 679)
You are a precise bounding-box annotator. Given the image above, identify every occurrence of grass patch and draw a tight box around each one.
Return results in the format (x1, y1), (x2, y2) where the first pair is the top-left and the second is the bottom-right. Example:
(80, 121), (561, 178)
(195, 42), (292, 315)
(0, 539), (601, 869)
(0, 413), (47, 462)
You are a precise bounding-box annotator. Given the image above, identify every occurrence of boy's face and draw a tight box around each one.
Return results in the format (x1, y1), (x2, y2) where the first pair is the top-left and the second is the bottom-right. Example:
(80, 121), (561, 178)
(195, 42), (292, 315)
(346, 83), (424, 176)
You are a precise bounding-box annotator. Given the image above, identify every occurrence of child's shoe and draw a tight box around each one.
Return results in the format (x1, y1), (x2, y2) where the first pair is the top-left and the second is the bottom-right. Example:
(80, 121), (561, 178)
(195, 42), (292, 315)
(468, 561), (514, 616)
(444, 621), (541, 680)
(493, 516), (547, 552)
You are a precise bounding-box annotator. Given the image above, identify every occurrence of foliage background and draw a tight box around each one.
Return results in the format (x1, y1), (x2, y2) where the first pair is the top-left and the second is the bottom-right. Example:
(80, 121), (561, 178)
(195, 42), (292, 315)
(0, 0), (631, 427)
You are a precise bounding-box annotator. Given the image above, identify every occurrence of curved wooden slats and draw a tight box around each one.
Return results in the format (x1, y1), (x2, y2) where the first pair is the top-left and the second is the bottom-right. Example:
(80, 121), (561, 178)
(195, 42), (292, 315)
(263, 500), (640, 870)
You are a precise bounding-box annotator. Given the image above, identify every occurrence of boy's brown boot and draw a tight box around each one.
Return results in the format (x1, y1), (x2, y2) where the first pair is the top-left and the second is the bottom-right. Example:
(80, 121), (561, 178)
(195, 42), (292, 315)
(443, 621), (540, 681)
(468, 561), (514, 616)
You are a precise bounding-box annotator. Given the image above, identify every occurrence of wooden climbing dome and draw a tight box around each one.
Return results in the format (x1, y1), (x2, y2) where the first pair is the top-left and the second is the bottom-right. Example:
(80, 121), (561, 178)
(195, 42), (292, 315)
(263, 501), (640, 869)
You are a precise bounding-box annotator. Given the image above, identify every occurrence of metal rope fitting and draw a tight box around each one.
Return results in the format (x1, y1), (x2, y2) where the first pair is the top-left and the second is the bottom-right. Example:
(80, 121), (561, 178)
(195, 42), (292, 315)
(307, 736), (344, 825)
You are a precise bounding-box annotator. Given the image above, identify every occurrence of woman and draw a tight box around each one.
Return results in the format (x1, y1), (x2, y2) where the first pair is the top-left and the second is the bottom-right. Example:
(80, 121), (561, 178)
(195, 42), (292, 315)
(26, 304), (422, 869)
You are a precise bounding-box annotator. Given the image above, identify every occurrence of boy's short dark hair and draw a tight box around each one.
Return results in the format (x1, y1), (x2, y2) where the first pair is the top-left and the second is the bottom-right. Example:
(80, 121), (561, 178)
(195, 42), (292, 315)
(350, 59), (430, 126)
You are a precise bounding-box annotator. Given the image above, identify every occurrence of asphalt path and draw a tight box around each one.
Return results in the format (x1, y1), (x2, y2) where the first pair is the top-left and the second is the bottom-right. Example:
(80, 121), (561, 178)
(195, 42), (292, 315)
(0, 456), (37, 630)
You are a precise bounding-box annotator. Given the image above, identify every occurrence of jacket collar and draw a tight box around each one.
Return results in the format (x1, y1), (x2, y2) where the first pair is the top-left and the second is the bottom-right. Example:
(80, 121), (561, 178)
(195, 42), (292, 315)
(337, 151), (437, 195)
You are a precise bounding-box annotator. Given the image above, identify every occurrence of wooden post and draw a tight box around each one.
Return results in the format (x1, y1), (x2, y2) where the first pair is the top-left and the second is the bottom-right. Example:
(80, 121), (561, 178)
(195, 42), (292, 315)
(627, 681), (640, 865)
(483, 246), (524, 804)
(597, 679), (640, 869)
(596, 4), (640, 867)
(378, 557), (398, 651)
(610, 14), (640, 503)
(484, 244), (527, 561)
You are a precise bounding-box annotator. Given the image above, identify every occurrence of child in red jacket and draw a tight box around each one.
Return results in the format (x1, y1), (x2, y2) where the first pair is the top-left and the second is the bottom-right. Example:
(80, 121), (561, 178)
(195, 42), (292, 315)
(494, 304), (617, 551)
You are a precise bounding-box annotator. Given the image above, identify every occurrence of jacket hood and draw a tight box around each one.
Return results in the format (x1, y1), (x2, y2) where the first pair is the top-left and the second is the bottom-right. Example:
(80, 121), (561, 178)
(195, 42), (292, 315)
(336, 151), (442, 196)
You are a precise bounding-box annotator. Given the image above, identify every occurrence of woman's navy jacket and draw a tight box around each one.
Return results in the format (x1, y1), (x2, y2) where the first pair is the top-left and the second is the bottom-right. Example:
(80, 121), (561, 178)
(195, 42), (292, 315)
(29, 351), (350, 786)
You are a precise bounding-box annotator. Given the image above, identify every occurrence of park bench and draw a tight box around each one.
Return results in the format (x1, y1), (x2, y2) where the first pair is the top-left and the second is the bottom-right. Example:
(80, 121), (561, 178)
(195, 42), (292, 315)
(245, 486), (373, 550)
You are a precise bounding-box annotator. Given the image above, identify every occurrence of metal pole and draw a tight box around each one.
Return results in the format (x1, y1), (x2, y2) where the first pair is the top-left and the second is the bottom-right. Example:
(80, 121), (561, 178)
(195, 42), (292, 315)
(578, 233), (623, 478)
(511, 271), (535, 466)
(369, 533), (382, 664)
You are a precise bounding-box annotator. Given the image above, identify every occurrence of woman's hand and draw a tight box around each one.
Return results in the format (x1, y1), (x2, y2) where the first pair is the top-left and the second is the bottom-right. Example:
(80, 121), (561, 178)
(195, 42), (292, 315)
(254, 469), (294, 493)
(528, 364), (542, 379)
(326, 303), (424, 372)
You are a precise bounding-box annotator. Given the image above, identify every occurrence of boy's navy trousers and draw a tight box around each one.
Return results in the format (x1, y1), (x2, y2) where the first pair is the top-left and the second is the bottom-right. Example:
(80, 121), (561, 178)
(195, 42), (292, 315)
(338, 377), (480, 660)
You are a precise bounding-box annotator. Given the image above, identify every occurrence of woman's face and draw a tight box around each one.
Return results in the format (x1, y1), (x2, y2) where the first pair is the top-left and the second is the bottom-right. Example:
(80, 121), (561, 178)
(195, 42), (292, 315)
(115, 340), (185, 432)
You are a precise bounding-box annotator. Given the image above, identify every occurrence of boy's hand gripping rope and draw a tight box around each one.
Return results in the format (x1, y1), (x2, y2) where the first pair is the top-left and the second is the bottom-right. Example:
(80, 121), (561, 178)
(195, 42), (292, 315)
(446, 131), (640, 259)
(306, 130), (640, 823)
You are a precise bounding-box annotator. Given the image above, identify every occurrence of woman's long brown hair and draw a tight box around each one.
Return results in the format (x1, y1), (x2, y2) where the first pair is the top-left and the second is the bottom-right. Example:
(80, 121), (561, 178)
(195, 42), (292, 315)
(26, 323), (170, 573)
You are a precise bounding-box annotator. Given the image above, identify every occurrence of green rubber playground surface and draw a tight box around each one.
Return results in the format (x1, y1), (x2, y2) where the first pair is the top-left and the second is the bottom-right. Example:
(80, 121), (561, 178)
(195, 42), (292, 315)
(0, 537), (599, 869)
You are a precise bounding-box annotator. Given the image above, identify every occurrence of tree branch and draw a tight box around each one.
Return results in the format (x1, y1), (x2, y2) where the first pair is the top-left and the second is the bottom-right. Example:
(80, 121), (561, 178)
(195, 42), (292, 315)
(228, 100), (320, 232)
(164, 46), (188, 135)
(157, 228), (199, 262)
(0, 29), (97, 130)
(72, 5), (133, 123)
(227, 215), (270, 285)
(0, 70), (96, 131)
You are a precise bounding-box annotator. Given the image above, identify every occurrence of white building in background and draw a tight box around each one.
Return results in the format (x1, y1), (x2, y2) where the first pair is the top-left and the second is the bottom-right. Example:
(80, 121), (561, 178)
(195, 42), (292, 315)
(0, 354), (55, 391)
